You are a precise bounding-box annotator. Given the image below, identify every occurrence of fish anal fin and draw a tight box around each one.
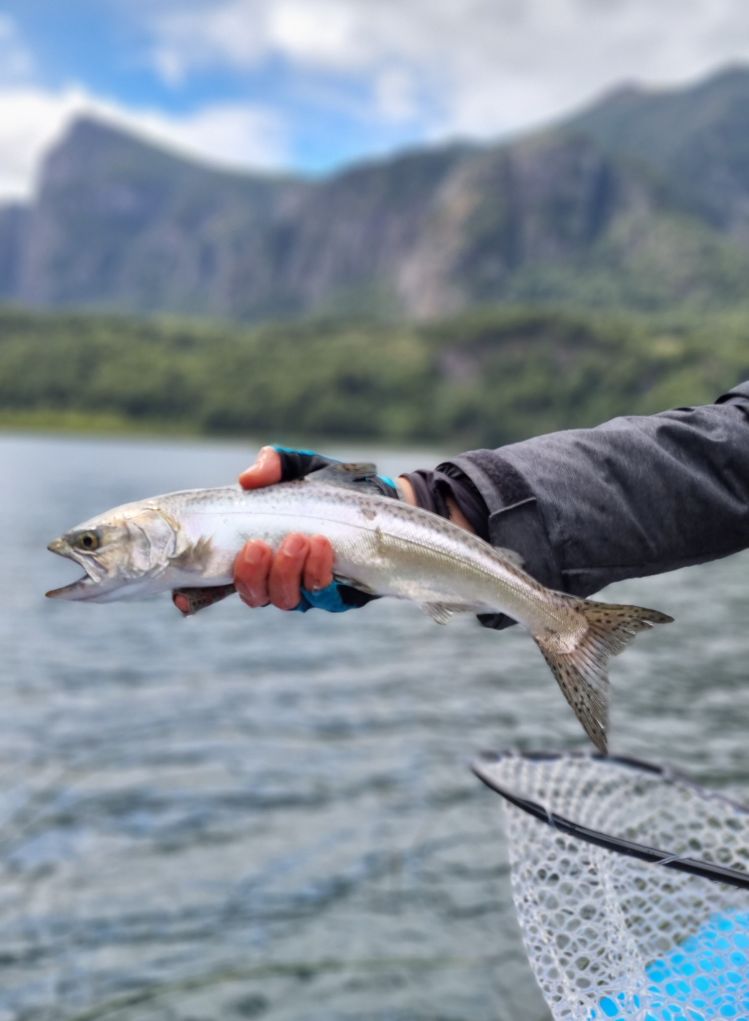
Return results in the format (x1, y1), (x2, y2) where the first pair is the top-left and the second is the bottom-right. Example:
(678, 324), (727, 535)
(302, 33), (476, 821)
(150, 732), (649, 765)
(421, 602), (468, 625)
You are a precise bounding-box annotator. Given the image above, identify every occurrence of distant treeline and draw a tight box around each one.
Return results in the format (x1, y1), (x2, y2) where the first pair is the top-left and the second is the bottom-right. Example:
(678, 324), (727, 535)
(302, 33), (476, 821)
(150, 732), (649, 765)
(2, 305), (749, 447)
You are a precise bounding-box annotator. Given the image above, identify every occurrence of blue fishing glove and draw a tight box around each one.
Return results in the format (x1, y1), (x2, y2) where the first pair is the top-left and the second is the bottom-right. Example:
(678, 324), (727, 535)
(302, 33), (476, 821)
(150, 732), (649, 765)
(272, 446), (399, 613)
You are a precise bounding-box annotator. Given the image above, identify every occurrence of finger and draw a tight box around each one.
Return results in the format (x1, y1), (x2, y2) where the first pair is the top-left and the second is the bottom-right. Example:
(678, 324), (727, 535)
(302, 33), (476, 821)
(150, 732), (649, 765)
(303, 535), (334, 591)
(268, 533), (309, 610)
(238, 446), (282, 490)
(234, 540), (273, 607)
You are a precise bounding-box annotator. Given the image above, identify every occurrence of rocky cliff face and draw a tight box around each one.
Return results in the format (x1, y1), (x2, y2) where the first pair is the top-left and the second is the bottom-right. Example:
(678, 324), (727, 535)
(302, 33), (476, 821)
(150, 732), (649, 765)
(568, 67), (749, 240)
(16, 118), (309, 317)
(4, 67), (749, 320)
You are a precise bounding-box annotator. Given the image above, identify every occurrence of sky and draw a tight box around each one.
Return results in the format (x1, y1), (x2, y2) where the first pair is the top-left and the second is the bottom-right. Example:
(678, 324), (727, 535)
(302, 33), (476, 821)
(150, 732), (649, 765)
(2, 0), (749, 200)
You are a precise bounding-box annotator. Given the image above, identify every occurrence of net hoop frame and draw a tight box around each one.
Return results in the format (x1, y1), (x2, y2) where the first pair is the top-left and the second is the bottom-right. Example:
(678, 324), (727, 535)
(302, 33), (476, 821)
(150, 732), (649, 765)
(472, 751), (749, 891)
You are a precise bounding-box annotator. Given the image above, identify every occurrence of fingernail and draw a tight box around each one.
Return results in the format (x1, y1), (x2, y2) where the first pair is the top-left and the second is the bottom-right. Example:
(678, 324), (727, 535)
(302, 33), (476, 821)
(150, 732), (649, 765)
(283, 535), (306, 556)
(243, 543), (264, 565)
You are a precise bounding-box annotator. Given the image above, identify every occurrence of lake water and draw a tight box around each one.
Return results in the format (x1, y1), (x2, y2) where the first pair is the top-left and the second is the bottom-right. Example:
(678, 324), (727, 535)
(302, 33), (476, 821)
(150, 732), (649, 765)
(3, 433), (749, 1021)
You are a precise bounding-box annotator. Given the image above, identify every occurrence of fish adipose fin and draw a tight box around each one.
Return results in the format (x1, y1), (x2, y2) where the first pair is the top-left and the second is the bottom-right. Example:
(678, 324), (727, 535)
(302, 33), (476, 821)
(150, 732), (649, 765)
(493, 546), (525, 568)
(533, 599), (673, 754)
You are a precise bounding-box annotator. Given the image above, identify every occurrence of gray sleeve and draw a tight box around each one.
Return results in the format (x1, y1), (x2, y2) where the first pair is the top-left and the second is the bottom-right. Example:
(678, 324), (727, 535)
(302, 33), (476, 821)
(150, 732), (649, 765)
(440, 381), (749, 626)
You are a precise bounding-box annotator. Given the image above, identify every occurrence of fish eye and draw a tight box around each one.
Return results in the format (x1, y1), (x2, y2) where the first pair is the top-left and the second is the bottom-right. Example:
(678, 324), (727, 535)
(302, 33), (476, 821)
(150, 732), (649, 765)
(76, 531), (100, 552)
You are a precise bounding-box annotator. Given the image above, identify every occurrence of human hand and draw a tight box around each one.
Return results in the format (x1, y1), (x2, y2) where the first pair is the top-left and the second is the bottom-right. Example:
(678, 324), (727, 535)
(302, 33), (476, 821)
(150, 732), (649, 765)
(172, 448), (474, 617)
(234, 446), (398, 613)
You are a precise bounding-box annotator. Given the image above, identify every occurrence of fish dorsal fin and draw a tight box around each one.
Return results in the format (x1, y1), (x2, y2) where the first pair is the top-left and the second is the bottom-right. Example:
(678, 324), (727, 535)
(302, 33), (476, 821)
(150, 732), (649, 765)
(421, 602), (468, 625)
(494, 546), (525, 568)
(308, 461), (382, 493)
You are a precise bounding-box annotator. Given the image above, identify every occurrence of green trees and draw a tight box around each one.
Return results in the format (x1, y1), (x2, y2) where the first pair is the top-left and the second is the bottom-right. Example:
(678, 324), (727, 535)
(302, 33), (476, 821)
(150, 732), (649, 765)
(1, 305), (746, 445)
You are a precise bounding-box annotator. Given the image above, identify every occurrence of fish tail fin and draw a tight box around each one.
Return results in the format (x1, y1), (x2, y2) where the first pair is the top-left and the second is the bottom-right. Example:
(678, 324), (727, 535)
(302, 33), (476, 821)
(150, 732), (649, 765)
(533, 598), (673, 754)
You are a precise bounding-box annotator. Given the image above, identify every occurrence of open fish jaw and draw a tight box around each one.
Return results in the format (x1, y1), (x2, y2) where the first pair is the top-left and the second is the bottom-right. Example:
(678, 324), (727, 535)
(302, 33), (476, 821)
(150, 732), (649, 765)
(45, 539), (100, 599)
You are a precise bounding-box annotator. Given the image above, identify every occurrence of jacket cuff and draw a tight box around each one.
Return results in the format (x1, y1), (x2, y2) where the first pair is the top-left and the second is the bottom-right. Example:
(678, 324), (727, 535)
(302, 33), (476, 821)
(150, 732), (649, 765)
(437, 451), (564, 631)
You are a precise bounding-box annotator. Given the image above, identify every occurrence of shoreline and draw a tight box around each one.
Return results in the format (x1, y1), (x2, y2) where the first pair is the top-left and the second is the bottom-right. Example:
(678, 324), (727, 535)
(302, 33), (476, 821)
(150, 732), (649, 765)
(0, 410), (439, 455)
(0, 409), (201, 439)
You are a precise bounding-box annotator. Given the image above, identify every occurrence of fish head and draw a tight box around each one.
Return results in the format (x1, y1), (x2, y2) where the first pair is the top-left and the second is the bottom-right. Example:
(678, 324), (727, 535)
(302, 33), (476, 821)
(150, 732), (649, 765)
(46, 504), (179, 602)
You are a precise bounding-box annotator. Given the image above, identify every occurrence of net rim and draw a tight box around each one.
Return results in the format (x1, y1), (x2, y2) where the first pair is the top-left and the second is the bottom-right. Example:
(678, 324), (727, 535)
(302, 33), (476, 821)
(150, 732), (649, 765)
(471, 751), (749, 890)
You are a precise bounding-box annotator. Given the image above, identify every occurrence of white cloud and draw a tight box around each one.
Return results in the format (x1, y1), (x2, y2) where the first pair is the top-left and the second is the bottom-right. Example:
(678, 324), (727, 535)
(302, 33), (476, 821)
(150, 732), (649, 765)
(0, 12), (35, 84)
(0, 88), (82, 200)
(373, 67), (420, 123)
(146, 0), (749, 139)
(4, 0), (749, 201)
(0, 85), (289, 201)
(105, 99), (288, 173)
(151, 47), (187, 89)
(269, 1), (371, 69)
(150, 1), (271, 86)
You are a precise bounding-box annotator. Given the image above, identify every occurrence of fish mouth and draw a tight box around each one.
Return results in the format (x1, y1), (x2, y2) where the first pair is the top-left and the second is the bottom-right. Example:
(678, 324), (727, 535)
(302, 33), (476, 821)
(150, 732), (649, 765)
(45, 539), (100, 600)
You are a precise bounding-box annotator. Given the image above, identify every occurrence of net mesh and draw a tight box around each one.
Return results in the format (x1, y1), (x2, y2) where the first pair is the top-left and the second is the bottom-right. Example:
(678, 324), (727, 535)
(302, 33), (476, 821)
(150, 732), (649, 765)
(474, 754), (749, 1021)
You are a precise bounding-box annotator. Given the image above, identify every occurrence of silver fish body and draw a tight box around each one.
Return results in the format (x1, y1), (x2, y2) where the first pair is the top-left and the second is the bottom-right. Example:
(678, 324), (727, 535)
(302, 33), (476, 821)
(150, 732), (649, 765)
(47, 481), (544, 613)
(46, 476), (672, 751)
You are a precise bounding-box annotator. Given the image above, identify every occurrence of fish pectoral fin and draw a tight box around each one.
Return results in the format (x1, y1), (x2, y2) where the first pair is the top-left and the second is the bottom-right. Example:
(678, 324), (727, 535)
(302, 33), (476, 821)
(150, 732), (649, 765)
(172, 584), (236, 617)
(421, 602), (469, 625)
(493, 546), (525, 568)
(168, 535), (215, 572)
(308, 462), (383, 493)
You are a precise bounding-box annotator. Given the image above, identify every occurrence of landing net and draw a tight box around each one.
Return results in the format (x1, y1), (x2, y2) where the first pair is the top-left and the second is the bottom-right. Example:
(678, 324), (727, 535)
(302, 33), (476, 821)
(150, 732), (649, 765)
(472, 753), (749, 1021)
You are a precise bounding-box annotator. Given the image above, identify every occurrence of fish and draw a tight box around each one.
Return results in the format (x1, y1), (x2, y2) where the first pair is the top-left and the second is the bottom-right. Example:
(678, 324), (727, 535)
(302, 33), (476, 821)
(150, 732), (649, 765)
(45, 461), (673, 752)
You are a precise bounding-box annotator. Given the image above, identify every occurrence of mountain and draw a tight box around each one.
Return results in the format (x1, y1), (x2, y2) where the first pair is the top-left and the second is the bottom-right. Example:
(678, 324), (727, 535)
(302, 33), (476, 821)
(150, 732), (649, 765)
(0, 204), (28, 300)
(4, 67), (749, 321)
(567, 66), (749, 240)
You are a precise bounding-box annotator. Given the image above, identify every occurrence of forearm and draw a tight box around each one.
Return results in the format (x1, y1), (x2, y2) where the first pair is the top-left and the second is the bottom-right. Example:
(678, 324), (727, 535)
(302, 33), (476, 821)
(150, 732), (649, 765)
(449, 382), (749, 592)
(396, 477), (476, 533)
(403, 382), (749, 627)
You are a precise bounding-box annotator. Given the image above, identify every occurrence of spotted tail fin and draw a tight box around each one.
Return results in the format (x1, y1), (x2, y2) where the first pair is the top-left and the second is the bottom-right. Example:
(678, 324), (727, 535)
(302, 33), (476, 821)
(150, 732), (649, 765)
(533, 599), (673, 753)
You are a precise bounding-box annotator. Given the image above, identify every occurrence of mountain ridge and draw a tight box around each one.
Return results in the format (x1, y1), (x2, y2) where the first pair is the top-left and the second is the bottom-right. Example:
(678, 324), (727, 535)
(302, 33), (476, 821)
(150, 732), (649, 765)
(4, 66), (749, 321)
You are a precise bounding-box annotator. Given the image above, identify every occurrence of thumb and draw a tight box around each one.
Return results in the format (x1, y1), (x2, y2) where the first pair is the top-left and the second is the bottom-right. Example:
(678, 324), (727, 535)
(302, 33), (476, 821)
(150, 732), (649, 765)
(238, 446), (282, 490)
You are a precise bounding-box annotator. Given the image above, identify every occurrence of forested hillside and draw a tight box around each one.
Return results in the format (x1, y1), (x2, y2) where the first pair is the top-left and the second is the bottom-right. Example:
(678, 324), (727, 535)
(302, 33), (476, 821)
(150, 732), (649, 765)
(2, 306), (747, 446)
